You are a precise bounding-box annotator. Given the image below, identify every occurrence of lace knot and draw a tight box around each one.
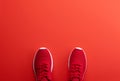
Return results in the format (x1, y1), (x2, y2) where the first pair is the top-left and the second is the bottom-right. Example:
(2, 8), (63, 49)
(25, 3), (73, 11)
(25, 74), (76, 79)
(36, 64), (51, 81)
(70, 64), (81, 81)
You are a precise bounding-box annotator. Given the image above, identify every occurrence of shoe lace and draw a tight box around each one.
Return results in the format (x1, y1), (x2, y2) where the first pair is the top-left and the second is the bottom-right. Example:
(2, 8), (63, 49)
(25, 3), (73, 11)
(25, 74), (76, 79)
(36, 64), (51, 81)
(70, 64), (81, 81)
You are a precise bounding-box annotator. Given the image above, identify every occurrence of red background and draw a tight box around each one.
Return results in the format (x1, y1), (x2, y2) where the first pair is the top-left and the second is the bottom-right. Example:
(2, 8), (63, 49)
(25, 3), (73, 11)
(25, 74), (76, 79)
(0, 0), (120, 81)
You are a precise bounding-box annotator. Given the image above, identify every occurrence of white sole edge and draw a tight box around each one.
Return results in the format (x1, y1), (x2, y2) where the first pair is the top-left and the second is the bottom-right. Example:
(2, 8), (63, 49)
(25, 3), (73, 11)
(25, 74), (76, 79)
(68, 47), (87, 81)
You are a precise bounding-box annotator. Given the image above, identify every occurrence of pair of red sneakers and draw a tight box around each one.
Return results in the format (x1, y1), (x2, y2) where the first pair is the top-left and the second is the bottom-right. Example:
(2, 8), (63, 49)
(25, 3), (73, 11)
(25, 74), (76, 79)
(33, 47), (87, 81)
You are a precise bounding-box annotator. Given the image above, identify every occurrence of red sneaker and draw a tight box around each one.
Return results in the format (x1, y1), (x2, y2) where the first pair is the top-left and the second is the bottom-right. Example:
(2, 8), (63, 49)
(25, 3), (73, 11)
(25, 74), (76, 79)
(33, 47), (53, 81)
(68, 47), (87, 81)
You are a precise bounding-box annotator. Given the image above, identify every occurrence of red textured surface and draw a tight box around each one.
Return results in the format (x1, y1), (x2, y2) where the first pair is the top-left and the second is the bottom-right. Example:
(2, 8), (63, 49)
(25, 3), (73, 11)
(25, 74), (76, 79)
(0, 0), (120, 81)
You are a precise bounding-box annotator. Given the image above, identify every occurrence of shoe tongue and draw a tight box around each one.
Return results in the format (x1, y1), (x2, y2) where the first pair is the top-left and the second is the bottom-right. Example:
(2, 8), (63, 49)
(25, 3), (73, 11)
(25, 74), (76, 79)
(41, 77), (49, 81)
(72, 78), (80, 81)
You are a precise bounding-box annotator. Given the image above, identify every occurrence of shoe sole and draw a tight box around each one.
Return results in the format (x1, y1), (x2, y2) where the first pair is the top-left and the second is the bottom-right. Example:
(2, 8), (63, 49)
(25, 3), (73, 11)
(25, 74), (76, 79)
(68, 47), (87, 81)
(33, 47), (53, 79)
